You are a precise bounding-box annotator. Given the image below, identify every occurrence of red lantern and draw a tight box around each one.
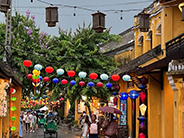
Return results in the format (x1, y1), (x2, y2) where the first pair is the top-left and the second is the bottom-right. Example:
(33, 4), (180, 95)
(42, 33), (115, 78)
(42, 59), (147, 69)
(89, 73), (98, 80)
(139, 133), (146, 138)
(79, 81), (85, 87)
(58, 106), (60, 108)
(139, 91), (146, 103)
(111, 74), (120, 81)
(43, 77), (50, 82)
(45, 66), (54, 73)
(113, 97), (117, 106)
(32, 78), (40, 83)
(61, 79), (68, 85)
(96, 82), (103, 88)
(23, 60), (32, 67)
(27, 74), (32, 79)
(67, 70), (75, 77)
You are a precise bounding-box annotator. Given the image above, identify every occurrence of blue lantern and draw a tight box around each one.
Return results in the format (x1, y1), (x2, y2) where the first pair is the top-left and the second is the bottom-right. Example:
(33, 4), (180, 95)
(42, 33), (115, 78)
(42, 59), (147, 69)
(100, 73), (109, 80)
(40, 97), (42, 100)
(52, 78), (59, 83)
(70, 80), (76, 86)
(137, 116), (147, 122)
(34, 64), (42, 71)
(42, 95), (47, 99)
(34, 97), (37, 100)
(137, 84), (147, 90)
(120, 92), (129, 100)
(78, 71), (87, 78)
(39, 76), (43, 81)
(106, 83), (112, 88)
(122, 74), (131, 81)
(57, 69), (64, 75)
(112, 92), (118, 96)
(129, 90), (139, 99)
(88, 82), (94, 87)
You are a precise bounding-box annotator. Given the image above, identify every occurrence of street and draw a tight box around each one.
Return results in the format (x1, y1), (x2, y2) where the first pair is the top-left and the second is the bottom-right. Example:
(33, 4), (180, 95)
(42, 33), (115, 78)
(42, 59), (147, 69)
(23, 126), (80, 138)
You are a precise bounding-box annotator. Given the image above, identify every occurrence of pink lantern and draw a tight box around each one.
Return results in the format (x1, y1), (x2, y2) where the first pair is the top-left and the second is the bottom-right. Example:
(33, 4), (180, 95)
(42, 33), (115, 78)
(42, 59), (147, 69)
(139, 91), (146, 103)
(139, 133), (146, 138)
(43, 77), (49, 82)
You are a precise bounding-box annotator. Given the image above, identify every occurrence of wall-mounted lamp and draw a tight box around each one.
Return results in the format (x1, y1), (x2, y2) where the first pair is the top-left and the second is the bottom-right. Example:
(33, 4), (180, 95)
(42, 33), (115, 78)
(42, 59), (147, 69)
(178, 3), (184, 21)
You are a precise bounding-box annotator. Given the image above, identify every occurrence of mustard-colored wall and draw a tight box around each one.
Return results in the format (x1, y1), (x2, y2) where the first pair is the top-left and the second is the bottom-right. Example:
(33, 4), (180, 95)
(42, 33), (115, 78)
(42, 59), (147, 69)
(114, 51), (132, 65)
(64, 99), (70, 117)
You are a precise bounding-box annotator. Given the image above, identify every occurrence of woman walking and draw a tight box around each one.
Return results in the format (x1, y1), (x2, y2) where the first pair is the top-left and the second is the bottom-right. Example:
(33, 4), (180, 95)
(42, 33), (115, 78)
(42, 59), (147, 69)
(82, 115), (89, 138)
(86, 114), (99, 138)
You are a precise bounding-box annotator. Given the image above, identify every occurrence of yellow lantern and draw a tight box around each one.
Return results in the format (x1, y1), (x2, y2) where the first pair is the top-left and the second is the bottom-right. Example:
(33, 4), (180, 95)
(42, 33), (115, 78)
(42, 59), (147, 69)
(139, 104), (147, 116)
(32, 69), (40, 76)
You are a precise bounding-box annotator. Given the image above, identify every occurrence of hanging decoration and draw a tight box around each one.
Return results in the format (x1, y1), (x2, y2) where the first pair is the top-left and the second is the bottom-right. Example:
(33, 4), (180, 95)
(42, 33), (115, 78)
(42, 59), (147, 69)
(88, 82), (94, 87)
(96, 82), (103, 88)
(120, 92), (128, 100)
(27, 74), (32, 79)
(106, 83), (112, 88)
(138, 133), (146, 138)
(70, 80), (76, 86)
(140, 77), (148, 85)
(100, 73), (108, 80)
(52, 78), (59, 83)
(34, 64), (43, 71)
(61, 79), (68, 85)
(11, 97), (16, 102)
(43, 77), (49, 82)
(111, 74), (120, 81)
(137, 116), (146, 122)
(139, 122), (146, 132)
(39, 76), (43, 81)
(57, 69), (64, 75)
(78, 71), (87, 78)
(139, 91), (146, 103)
(89, 73), (98, 80)
(45, 66), (54, 73)
(67, 70), (75, 77)
(11, 117), (16, 121)
(79, 81), (85, 87)
(32, 69), (40, 76)
(122, 74), (131, 81)
(11, 88), (16, 94)
(129, 90), (139, 99)
(23, 60), (32, 67)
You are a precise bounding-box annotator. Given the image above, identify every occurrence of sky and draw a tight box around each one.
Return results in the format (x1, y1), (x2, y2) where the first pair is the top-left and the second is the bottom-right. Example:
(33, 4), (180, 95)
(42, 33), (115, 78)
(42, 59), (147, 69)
(0, 0), (153, 36)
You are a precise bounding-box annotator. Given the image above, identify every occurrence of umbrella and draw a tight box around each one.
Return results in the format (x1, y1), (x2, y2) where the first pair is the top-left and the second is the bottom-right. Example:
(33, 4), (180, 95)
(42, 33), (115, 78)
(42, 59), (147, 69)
(98, 106), (122, 115)
(39, 106), (48, 111)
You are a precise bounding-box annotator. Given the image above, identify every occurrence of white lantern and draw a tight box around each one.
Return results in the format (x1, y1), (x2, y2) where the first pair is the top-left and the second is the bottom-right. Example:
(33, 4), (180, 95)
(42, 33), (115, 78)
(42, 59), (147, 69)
(122, 74), (131, 81)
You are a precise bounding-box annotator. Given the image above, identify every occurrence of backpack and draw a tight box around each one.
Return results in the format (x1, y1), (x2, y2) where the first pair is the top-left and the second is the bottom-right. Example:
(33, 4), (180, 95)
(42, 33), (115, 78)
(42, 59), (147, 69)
(90, 123), (98, 134)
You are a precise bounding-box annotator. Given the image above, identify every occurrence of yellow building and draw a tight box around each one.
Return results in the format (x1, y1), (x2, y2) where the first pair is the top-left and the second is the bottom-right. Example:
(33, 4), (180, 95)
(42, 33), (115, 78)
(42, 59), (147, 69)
(0, 62), (22, 138)
(111, 0), (184, 138)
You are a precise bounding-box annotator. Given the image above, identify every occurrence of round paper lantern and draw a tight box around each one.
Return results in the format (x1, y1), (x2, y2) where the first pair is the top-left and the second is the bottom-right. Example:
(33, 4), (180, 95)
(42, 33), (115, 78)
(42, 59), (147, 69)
(11, 107), (16, 111)
(89, 73), (98, 80)
(11, 126), (16, 131)
(45, 66), (54, 73)
(139, 91), (146, 103)
(70, 80), (76, 86)
(32, 75), (40, 80)
(43, 77), (49, 82)
(139, 133), (146, 138)
(61, 79), (68, 85)
(88, 82), (94, 87)
(57, 69), (64, 75)
(79, 81), (85, 87)
(11, 97), (16, 101)
(11, 116), (16, 121)
(32, 69), (40, 76)
(130, 90), (139, 99)
(67, 70), (75, 77)
(140, 77), (148, 85)
(11, 88), (16, 94)
(137, 116), (147, 122)
(122, 74), (131, 81)
(34, 64), (42, 71)
(114, 85), (120, 91)
(42, 95), (47, 99)
(96, 82), (103, 88)
(139, 122), (146, 132)
(23, 60), (32, 67)
(39, 76), (43, 81)
(100, 73), (108, 80)
(111, 74), (120, 81)
(27, 74), (32, 79)
(120, 92), (128, 100)
(52, 78), (59, 83)
(78, 71), (87, 78)
(106, 83), (112, 88)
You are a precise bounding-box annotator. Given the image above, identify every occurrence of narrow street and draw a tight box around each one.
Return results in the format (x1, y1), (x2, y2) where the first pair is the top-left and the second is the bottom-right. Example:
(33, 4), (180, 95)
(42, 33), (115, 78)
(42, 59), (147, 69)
(23, 126), (80, 138)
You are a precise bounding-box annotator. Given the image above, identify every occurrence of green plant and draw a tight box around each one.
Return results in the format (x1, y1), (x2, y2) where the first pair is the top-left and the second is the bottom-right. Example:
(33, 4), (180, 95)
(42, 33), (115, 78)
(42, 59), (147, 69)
(74, 124), (79, 128)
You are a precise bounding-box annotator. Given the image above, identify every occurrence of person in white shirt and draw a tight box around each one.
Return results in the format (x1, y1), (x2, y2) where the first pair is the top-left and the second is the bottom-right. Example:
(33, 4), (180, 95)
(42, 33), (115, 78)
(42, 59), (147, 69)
(29, 112), (34, 132)
(25, 112), (31, 133)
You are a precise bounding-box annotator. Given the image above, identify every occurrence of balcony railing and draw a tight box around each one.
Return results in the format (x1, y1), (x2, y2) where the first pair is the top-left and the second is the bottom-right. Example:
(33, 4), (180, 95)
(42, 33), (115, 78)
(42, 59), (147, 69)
(112, 44), (162, 74)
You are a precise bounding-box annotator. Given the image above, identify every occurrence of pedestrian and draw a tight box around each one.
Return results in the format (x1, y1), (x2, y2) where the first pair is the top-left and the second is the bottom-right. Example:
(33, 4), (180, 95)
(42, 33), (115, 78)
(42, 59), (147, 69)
(25, 112), (30, 133)
(19, 116), (23, 138)
(33, 112), (37, 131)
(82, 115), (89, 138)
(30, 112), (36, 132)
(35, 112), (39, 130)
(86, 114), (99, 138)
(23, 112), (27, 132)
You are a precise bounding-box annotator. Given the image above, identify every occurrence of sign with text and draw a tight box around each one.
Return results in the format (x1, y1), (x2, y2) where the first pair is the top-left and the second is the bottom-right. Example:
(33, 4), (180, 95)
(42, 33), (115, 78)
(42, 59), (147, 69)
(120, 100), (127, 125)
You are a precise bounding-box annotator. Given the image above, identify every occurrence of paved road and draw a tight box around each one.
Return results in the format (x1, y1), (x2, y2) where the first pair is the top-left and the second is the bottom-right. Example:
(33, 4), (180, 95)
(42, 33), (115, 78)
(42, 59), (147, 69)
(23, 126), (80, 138)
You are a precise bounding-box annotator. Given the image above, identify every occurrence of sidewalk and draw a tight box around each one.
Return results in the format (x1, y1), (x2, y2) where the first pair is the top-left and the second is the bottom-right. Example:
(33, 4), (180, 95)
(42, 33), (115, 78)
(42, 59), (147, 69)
(58, 124), (82, 137)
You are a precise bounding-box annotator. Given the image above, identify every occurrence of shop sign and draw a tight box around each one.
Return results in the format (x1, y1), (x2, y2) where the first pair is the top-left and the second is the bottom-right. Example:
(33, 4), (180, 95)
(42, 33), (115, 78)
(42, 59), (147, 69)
(167, 59), (184, 75)
(120, 100), (127, 125)
(77, 101), (86, 113)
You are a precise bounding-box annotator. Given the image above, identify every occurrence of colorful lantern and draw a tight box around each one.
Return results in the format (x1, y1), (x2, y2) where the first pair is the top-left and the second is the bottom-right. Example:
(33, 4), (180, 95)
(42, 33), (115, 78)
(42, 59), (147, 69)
(11, 107), (16, 111)
(139, 104), (147, 116)
(114, 85), (120, 91)
(137, 84), (147, 90)
(32, 82), (40, 87)
(45, 66), (54, 73)
(120, 92), (129, 100)
(106, 83), (112, 88)
(79, 81), (85, 87)
(43, 77), (49, 82)
(39, 76), (43, 81)
(111, 74), (120, 81)
(113, 97), (118, 105)
(96, 82), (103, 88)
(32, 75), (40, 80)
(11, 116), (16, 121)
(23, 60), (32, 67)
(11, 126), (16, 131)
(89, 73), (98, 80)
(27, 74), (32, 79)
(137, 116), (146, 122)
(32, 78), (40, 83)
(57, 69), (64, 75)
(67, 70), (75, 77)
(11, 97), (16, 101)
(122, 74), (131, 81)
(139, 91), (146, 103)
(138, 133), (146, 138)
(140, 77), (148, 85)
(112, 92), (118, 96)
(11, 88), (16, 94)
(32, 69), (40, 76)
(70, 80), (76, 86)
(129, 90), (139, 99)
(88, 82), (94, 87)
(34, 64), (42, 71)
(61, 79), (68, 85)
(100, 73), (108, 80)
(52, 78), (59, 83)
(139, 122), (146, 132)
(78, 71), (87, 78)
